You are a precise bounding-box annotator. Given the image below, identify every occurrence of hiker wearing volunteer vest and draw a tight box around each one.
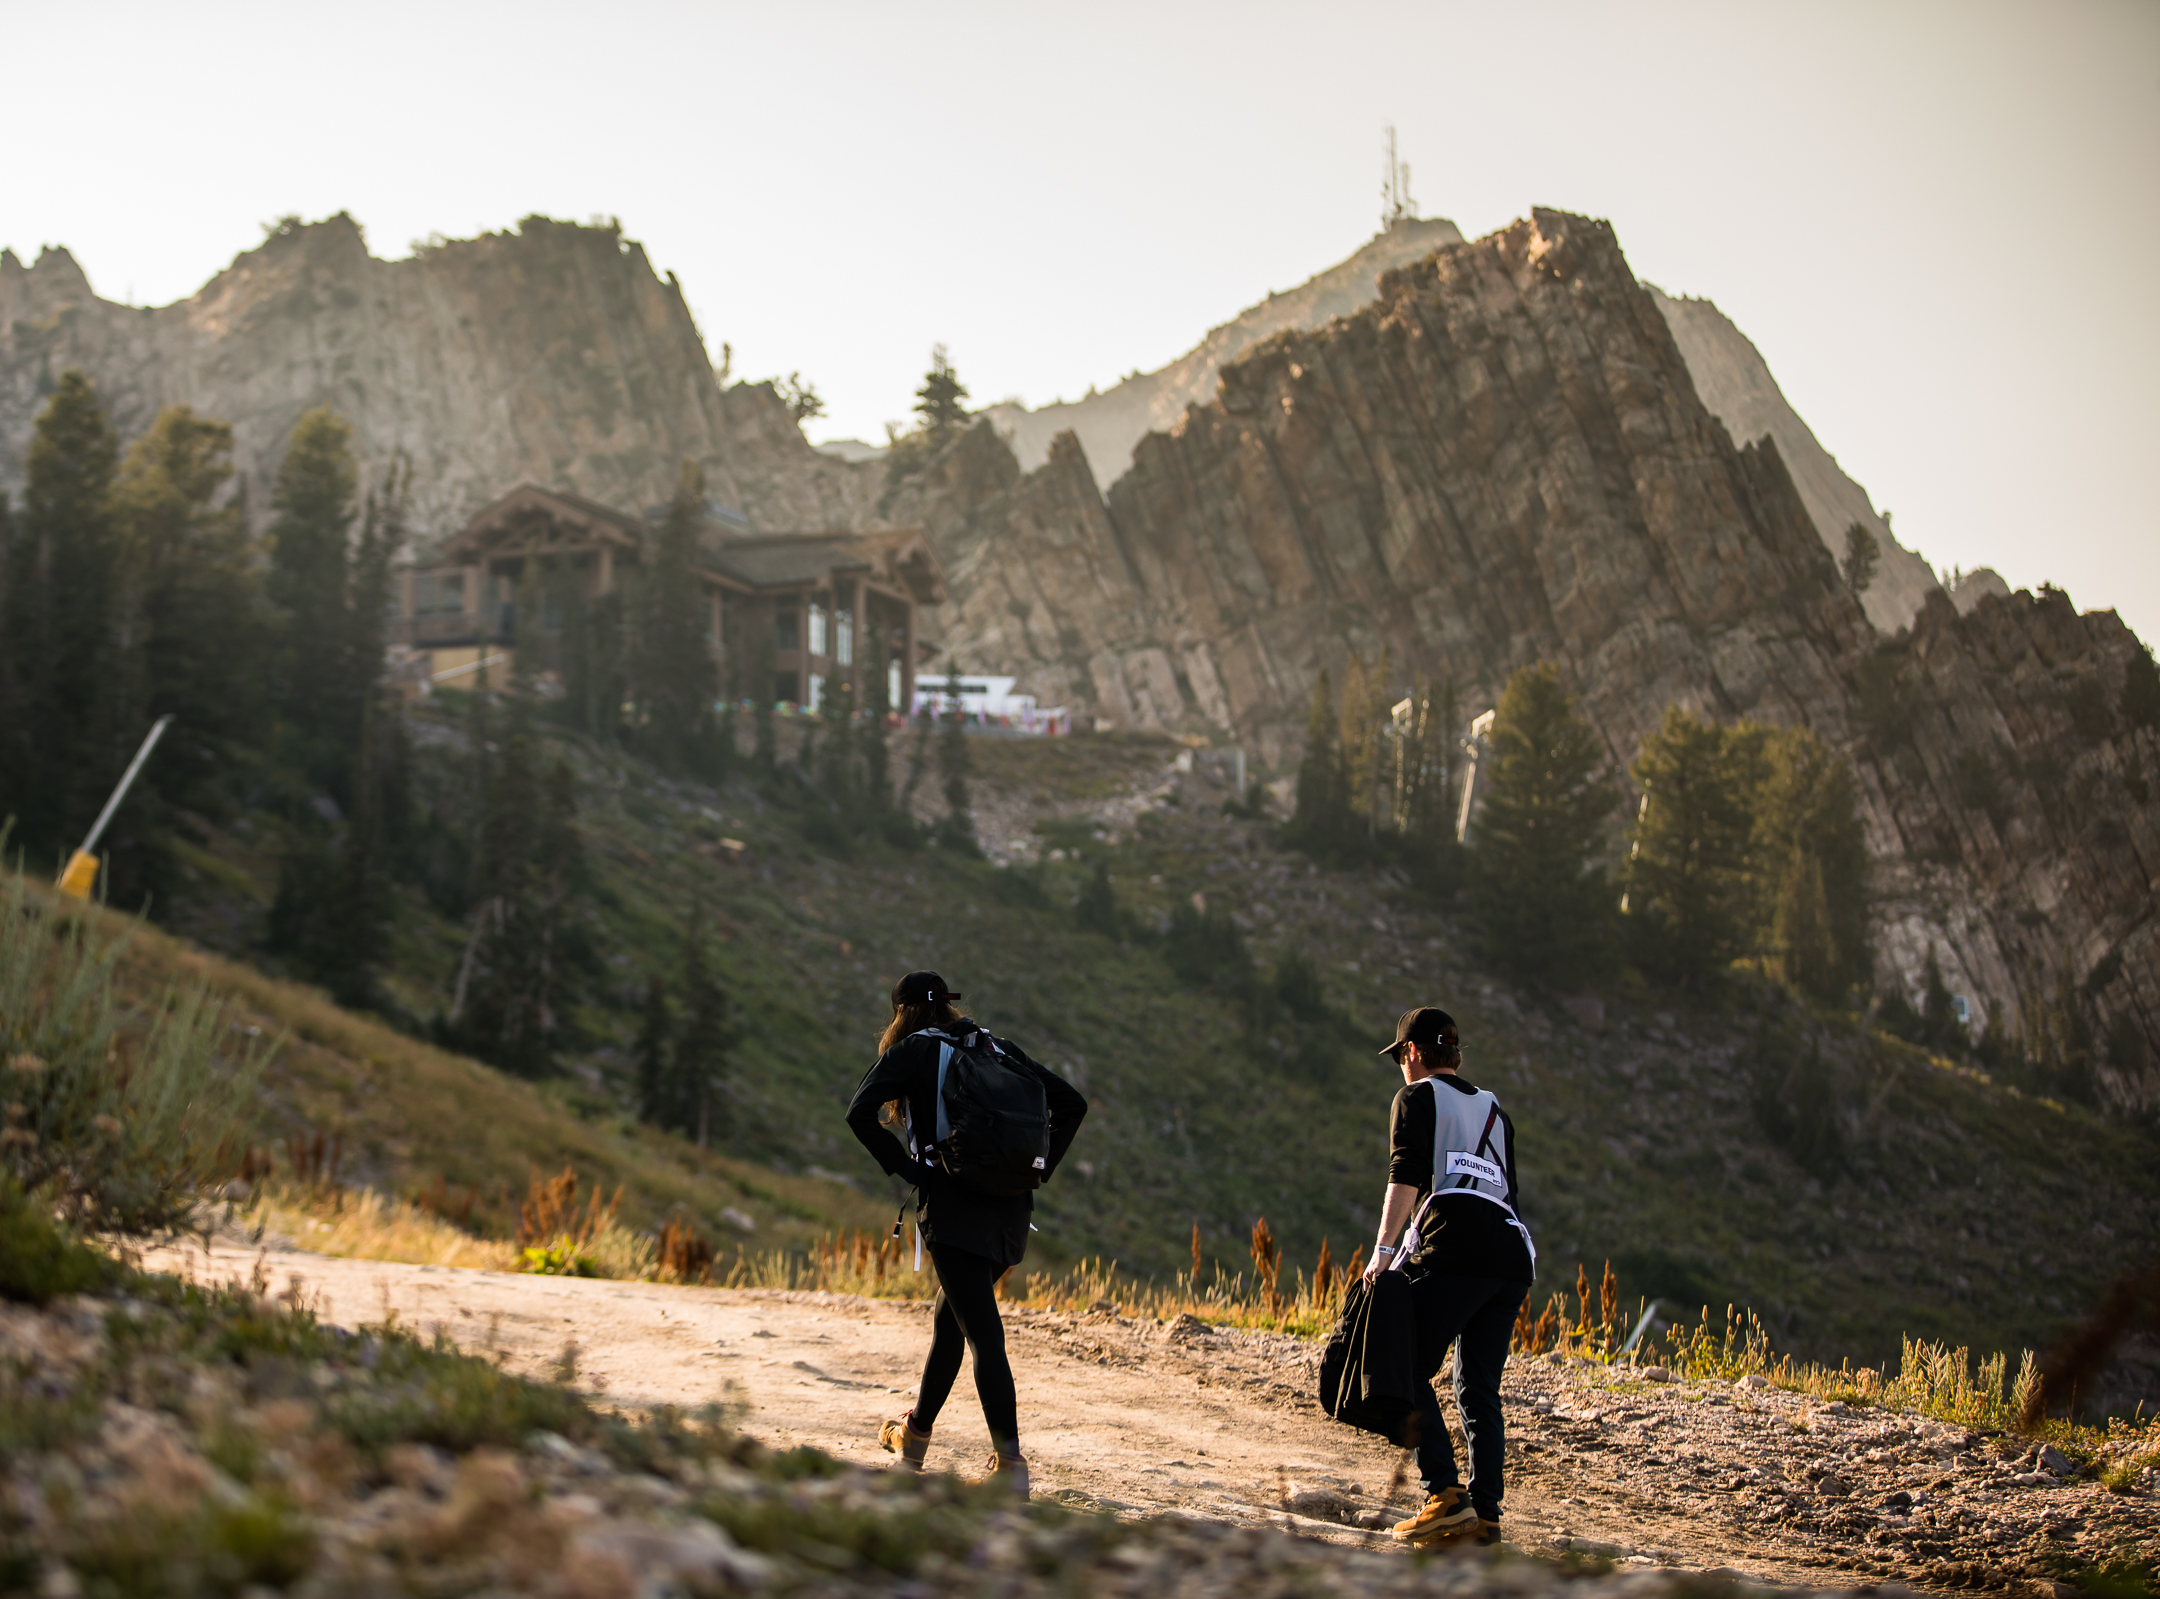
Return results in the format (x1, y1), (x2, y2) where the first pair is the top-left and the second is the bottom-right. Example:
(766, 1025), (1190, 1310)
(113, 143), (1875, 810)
(844, 971), (1087, 1497)
(1364, 1006), (1536, 1549)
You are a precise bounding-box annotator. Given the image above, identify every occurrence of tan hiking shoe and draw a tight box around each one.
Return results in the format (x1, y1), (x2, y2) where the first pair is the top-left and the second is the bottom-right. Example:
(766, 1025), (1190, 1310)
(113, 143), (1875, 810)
(1391, 1486), (1476, 1545)
(1472, 1517), (1503, 1548)
(877, 1410), (930, 1470)
(978, 1449), (1030, 1498)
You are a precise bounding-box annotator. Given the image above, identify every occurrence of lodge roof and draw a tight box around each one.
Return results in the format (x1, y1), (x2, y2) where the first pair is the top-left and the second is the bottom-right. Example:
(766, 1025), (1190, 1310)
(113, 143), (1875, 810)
(434, 484), (948, 605)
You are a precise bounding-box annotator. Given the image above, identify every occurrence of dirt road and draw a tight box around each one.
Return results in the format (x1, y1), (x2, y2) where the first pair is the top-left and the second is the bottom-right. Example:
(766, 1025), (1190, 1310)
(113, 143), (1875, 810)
(149, 1241), (2132, 1592)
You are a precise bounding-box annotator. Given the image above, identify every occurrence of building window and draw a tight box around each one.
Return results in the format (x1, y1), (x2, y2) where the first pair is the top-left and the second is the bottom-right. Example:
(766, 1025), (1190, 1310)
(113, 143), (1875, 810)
(807, 673), (825, 713)
(887, 659), (902, 713)
(836, 608), (853, 666)
(774, 604), (799, 651)
(415, 571), (466, 616)
(773, 672), (798, 707)
(808, 603), (828, 658)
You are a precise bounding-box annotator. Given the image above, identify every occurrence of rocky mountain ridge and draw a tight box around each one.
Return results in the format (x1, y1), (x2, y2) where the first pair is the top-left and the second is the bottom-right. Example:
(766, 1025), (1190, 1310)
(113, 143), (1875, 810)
(894, 209), (2158, 1107)
(0, 214), (876, 541)
(2, 207), (2146, 1103)
(978, 220), (1956, 633)
(1646, 286), (1943, 634)
(978, 216), (1466, 486)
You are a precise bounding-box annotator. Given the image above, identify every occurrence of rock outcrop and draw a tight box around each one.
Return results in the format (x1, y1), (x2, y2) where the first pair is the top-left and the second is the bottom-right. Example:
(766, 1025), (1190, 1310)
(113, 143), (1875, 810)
(1648, 286), (1944, 632)
(1860, 584), (2158, 1105)
(980, 216), (1466, 488)
(979, 222), (1948, 633)
(0, 215), (876, 541)
(903, 209), (2158, 1105)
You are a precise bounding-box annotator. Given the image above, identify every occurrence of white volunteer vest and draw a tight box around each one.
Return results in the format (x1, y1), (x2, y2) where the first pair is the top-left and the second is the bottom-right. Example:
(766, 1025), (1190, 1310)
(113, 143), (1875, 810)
(1397, 1078), (1537, 1276)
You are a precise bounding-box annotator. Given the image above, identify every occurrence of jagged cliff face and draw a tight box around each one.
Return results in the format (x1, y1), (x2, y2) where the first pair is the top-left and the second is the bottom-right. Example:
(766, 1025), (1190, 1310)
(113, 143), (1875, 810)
(922, 210), (1874, 752)
(1648, 287), (1943, 632)
(980, 217), (1466, 489)
(980, 221), (1950, 634)
(0, 215), (876, 541)
(1861, 587), (2158, 1106)
(903, 209), (2158, 1107)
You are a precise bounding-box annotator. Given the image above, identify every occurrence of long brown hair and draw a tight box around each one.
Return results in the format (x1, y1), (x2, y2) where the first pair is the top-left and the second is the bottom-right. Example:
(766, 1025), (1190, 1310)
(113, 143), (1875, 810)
(879, 998), (969, 1056)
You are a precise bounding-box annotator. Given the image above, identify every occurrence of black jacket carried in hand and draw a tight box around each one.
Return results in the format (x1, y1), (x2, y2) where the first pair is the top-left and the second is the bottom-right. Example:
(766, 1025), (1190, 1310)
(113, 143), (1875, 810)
(845, 1028), (1087, 1267)
(1317, 1270), (1420, 1444)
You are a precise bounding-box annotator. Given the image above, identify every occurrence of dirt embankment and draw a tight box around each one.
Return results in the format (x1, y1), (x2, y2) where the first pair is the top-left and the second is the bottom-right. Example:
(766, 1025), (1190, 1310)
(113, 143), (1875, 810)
(145, 1241), (2159, 1594)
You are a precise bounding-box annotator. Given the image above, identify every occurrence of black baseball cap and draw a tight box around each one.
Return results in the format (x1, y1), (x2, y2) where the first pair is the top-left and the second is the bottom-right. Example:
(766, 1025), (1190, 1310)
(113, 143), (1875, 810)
(1379, 1006), (1458, 1058)
(892, 971), (961, 1008)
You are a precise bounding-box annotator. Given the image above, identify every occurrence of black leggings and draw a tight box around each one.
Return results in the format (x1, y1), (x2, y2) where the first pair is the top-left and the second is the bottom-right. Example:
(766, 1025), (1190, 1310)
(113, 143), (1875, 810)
(913, 1243), (1018, 1451)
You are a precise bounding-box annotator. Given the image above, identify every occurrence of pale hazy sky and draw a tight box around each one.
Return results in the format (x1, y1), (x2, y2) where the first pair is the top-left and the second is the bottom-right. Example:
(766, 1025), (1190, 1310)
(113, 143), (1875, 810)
(7, 1), (2157, 643)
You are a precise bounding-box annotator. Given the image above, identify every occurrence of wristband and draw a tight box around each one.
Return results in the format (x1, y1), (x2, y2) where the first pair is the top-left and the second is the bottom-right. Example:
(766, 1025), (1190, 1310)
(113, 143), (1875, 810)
(1374, 1245), (1396, 1257)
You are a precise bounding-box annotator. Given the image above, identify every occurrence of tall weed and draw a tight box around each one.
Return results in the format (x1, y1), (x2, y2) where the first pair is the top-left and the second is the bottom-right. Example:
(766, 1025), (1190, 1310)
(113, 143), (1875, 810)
(0, 867), (263, 1234)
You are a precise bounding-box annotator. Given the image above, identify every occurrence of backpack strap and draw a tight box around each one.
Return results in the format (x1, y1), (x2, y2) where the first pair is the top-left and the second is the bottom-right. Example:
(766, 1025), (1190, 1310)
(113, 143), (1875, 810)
(1465, 1103), (1503, 1178)
(933, 1040), (954, 1145)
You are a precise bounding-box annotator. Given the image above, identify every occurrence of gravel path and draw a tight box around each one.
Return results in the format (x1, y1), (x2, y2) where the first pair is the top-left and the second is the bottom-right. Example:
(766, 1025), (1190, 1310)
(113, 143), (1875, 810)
(142, 1240), (2156, 1593)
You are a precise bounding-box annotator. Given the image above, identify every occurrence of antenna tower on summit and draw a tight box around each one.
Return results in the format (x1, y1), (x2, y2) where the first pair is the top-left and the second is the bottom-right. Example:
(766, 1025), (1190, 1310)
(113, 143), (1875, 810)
(1381, 123), (1418, 230)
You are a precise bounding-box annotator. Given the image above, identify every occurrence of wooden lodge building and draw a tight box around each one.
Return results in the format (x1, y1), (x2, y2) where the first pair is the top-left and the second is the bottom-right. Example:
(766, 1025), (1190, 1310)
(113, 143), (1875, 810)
(392, 484), (948, 710)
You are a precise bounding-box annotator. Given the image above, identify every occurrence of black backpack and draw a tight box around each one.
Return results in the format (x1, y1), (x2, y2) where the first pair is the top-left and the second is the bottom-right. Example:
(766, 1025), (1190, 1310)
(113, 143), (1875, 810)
(922, 1029), (1050, 1197)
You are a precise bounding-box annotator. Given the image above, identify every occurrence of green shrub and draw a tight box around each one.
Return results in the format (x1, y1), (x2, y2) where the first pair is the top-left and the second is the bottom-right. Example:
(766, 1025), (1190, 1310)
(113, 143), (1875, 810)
(0, 870), (265, 1235)
(0, 1173), (115, 1303)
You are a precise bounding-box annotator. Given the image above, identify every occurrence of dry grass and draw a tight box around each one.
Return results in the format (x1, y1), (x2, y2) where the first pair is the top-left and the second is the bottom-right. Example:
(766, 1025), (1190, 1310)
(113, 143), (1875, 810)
(10, 871), (885, 1249)
(716, 1221), (1354, 1337)
(245, 1179), (517, 1271)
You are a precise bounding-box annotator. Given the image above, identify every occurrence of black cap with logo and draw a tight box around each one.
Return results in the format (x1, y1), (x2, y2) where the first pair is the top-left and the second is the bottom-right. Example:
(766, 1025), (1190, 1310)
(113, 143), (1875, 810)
(1379, 1006), (1459, 1058)
(892, 971), (962, 1008)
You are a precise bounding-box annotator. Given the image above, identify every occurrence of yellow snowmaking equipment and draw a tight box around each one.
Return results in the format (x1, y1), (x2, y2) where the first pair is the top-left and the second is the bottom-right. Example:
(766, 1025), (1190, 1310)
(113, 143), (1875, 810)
(56, 716), (172, 902)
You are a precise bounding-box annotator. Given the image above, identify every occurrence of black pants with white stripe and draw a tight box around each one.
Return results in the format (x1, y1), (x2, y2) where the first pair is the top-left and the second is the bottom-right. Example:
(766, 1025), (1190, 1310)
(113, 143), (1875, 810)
(1408, 1273), (1528, 1519)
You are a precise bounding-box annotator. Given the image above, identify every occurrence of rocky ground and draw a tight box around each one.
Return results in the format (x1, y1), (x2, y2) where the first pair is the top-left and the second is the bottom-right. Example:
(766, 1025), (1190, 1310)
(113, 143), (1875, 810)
(9, 1239), (2124, 1597)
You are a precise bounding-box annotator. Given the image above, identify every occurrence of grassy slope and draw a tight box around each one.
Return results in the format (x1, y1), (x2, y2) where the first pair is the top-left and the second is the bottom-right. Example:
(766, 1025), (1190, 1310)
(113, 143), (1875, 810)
(148, 710), (2158, 1379)
(24, 877), (889, 1251)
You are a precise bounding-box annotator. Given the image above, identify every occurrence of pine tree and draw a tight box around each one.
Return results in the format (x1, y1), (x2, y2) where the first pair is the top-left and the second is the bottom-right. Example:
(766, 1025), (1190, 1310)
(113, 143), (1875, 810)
(859, 618), (892, 816)
(1841, 522), (1879, 600)
(672, 906), (736, 1145)
(1752, 726), (1868, 1001)
(1623, 708), (1764, 988)
(914, 345), (970, 438)
(1336, 653), (1373, 834)
(935, 668), (978, 854)
(266, 407), (363, 793)
(110, 405), (264, 825)
(634, 460), (719, 775)
(1, 373), (122, 865)
(1467, 662), (1615, 985)
(451, 691), (552, 1075)
(0, 490), (19, 823)
(635, 975), (672, 1124)
(1290, 667), (1351, 854)
(562, 582), (627, 743)
(1768, 850), (1837, 1001)
(267, 459), (408, 989)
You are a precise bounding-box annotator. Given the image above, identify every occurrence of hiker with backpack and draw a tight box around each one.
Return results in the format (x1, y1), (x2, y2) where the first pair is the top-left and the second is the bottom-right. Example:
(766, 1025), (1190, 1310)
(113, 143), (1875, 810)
(1364, 1007), (1535, 1549)
(844, 971), (1087, 1496)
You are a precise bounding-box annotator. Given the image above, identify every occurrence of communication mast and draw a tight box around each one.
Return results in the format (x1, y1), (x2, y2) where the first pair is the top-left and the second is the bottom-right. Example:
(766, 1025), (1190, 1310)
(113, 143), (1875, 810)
(1381, 123), (1418, 230)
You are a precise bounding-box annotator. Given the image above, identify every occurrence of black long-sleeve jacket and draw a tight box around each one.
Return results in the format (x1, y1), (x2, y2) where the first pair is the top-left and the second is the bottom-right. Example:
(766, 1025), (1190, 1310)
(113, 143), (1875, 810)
(845, 1027), (1087, 1267)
